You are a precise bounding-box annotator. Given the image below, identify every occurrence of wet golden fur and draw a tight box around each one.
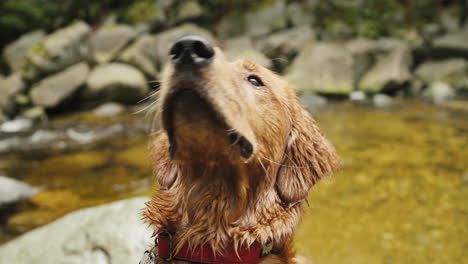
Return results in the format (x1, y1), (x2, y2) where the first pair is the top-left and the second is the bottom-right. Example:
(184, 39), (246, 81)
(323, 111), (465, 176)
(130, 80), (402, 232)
(144, 46), (339, 264)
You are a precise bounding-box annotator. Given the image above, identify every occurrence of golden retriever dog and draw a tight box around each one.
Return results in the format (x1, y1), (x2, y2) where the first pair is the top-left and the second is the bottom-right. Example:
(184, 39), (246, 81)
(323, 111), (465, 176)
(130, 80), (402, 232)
(143, 36), (339, 264)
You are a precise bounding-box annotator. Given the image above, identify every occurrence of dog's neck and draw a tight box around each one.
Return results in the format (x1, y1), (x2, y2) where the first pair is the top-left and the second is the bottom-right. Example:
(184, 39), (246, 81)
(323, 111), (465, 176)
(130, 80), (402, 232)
(145, 159), (300, 253)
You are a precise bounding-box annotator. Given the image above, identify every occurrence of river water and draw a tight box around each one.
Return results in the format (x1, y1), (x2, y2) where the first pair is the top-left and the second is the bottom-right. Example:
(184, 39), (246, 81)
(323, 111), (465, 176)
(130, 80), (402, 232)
(0, 100), (466, 264)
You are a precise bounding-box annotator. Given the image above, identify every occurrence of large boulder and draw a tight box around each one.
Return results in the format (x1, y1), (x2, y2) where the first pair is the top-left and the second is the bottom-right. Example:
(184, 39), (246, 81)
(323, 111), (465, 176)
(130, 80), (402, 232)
(2, 30), (45, 73)
(215, 14), (246, 39)
(224, 37), (272, 68)
(30, 62), (90, 108)
(120, 24), (217, 77)
(245, 0), (287, 37)
(286, 42), (354, 94)
(0, 176), (39, 209)
(26, 21), (91, 78)
(0, 74), (25, 115)
(345, 38), (379, 86)
(0, 197), (153, 264)
(359, 43), (412, 92)
(287, 3), (314, 27)
(89, 24), (137, 64)
(176, 0), (203, 22)
(84, 63), (148, 104)
(256, 26), (315, 71)
(414, 59), (468, 89)
(432, 31), (468, 58)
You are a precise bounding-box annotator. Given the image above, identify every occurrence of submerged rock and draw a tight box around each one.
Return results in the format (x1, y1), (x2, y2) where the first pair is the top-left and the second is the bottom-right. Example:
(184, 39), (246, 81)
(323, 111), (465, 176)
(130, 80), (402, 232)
(30, 62), (90, 108)
(89, 24), (137, 64)
(0, 197), (153, 264)
(2, 30), (45, 72)
(0, 176), (39, 208)
(84, 63), (148, 104)
(286, 42), (354, 94)
(300, 93), (328, 110)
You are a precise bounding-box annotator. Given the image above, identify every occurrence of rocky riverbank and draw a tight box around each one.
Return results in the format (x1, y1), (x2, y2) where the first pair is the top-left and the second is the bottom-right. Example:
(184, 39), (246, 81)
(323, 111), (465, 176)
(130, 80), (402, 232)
(1, 0), (468, 124)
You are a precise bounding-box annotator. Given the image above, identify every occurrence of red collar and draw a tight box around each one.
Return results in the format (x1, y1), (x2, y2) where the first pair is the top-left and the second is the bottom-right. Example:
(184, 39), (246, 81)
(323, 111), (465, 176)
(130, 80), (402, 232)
(156, 232), (273, 264)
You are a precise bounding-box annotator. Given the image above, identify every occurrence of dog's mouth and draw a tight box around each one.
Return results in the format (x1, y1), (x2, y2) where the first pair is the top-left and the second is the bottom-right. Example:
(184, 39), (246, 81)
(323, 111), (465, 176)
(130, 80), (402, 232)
(162, 88), (253, 160)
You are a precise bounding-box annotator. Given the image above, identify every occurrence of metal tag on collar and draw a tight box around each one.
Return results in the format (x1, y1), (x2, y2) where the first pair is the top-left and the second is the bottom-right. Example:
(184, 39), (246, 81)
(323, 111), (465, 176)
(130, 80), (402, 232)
(260, 242), (273, 258)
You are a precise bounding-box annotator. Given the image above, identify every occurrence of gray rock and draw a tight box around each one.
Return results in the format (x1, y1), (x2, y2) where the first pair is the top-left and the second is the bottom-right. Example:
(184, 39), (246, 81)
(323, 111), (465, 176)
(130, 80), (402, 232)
(2, 30), (45, 72)
(349, 91), (367, 102)
(359, 43), (412, 92)
(257, 26), (315, 59)
(422, 82), (456, 104)
(119, 35), (159, 78)
(26, 21), (91, 77)
(373, 94), (395, 108)
(0, 112), (6, 123)
(215, 14), (245, 39)
(432, 31), (468, 58)
(346, 38), (379, 86)
(30, 62), (90, 108)
(422, 23), (443, 42)
(21, 107), (47, 122)
(177, 0), (203, 21)
(300, 93), (328, 110)
(245, 0), (287, 37)
(286, 42), (354, 94)
(287, 3), (314, 27)
(0, 197), (153, 264)
(89, 24), (137, 64)
(0, 176), (39, 208)
(84, 63), (148, 104)
(0, 74), (25, 114)
(120, 24), (217, 77)
(224, 37), (272, 68)
(93, 102), (126, 117)
(414, 59), (468, 89)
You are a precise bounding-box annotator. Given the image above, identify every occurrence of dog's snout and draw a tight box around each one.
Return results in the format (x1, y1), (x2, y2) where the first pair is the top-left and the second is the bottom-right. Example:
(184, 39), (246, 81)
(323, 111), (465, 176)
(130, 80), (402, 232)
(170, 36), (214, 69)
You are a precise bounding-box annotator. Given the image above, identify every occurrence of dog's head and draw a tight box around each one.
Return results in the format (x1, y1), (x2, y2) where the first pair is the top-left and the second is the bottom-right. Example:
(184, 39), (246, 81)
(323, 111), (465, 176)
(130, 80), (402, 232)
(151, 36), (339, 206)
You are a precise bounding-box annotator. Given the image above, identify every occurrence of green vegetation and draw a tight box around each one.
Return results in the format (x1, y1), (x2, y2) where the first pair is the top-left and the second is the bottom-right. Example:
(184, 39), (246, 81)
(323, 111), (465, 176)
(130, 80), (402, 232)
(0, 0), (465, 50)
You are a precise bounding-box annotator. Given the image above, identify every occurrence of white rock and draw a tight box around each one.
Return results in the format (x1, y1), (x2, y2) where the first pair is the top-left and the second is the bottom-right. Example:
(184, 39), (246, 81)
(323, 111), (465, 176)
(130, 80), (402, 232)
(0, 176), (39, 207)
(93, 103), (126, 117)
(0, 197), (153, 264)
(349, 91), (367, 102)
(373, 94), (395, 108)
(423, 82), (456, 104)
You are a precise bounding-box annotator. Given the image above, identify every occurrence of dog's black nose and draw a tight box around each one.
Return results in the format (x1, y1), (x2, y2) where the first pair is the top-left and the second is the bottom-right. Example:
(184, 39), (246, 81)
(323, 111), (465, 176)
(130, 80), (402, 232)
(170, 36), (214, 69)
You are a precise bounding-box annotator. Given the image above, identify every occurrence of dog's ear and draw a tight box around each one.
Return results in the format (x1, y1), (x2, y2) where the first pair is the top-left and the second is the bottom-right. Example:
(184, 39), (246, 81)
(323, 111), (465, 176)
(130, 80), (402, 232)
(150, 130), (178, 190)
(276, 105), (339, 206)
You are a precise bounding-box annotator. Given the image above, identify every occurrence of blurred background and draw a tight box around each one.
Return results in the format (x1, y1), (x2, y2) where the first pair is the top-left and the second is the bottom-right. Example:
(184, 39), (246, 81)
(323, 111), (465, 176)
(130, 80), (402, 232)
(0, 0), (467, 263)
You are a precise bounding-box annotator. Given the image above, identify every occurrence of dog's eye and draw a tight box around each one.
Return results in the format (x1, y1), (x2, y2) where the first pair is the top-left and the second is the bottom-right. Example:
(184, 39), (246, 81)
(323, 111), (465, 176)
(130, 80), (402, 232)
(247, 75), (264, 87)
